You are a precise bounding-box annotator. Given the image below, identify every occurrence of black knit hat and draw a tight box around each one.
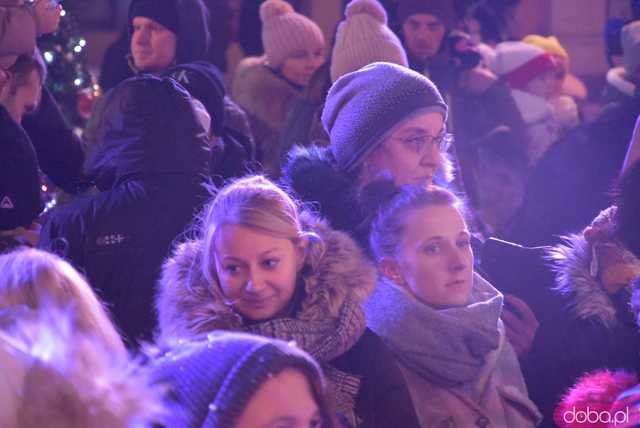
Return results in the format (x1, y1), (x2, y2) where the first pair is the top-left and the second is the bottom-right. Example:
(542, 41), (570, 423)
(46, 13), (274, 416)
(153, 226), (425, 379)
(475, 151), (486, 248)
(397, 0), (455, 28)
(129, 0), (180, 35)
(149, 332), (327, 428)
(165, 61), (226, 136)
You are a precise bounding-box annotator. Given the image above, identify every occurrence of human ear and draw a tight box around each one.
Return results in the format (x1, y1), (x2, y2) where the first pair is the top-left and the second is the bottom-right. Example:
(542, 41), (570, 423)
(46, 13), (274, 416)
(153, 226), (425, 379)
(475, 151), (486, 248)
(379, 258), (406, 286)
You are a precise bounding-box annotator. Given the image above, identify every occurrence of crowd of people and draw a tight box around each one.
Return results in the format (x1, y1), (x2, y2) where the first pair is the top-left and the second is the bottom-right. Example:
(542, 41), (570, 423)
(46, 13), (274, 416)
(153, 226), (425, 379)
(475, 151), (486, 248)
(1, 0), (640, 426)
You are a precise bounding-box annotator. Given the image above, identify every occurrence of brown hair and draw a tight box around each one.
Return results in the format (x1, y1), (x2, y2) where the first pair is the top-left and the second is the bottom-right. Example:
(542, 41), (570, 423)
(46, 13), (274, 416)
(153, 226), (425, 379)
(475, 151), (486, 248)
(7, 52), (46, 95)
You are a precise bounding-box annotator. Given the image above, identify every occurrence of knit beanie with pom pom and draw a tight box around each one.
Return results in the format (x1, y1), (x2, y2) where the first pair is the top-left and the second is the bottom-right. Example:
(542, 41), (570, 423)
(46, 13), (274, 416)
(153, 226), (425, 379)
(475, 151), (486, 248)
(330, 0), (408, 83)
(260, 0), (325, 68)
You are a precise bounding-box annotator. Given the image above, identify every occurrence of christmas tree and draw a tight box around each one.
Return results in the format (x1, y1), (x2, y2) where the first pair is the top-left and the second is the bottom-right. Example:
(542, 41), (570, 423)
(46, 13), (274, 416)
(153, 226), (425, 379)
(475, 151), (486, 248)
(37, 5), (100, 129)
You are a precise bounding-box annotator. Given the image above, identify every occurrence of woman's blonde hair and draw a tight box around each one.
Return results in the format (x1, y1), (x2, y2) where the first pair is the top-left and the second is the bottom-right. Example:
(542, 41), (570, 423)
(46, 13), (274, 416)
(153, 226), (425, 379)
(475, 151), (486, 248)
(0, 248), (126, 357)
(198, 175), (325, 286)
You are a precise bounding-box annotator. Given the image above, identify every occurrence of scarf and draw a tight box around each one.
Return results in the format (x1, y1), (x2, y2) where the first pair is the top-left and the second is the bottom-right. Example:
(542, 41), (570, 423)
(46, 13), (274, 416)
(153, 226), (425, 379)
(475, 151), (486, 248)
(365, 273), (503, 388)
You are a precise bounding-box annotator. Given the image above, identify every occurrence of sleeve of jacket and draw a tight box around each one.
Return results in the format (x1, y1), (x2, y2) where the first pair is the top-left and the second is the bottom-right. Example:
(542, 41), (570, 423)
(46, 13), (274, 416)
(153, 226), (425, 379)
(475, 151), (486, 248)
(355, 330), (422, 428)
(0, 4), (37, 65)
(21, 86), (86, 193)
(479, 81), (527, 140)
(0, 105), (42, 230)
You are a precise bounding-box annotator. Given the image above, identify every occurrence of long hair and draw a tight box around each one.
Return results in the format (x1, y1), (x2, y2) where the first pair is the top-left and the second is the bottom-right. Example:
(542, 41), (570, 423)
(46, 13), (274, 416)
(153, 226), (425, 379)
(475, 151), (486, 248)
(0, 248), (126, 357)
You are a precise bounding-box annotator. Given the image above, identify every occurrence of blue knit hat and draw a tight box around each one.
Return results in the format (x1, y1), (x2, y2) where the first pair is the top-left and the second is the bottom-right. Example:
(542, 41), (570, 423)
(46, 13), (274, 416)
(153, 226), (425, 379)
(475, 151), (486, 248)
(322, 62), (447, 173)
(149, 332), (326, 428)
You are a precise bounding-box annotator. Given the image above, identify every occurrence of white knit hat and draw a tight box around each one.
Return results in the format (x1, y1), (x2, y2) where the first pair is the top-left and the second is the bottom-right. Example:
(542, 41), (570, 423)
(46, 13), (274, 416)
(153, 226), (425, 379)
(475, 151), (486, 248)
(622, 20), (640, 76)
(490, 41), (557, 89)
(330, 0), (408, 83)
(260, 0), (325, 68)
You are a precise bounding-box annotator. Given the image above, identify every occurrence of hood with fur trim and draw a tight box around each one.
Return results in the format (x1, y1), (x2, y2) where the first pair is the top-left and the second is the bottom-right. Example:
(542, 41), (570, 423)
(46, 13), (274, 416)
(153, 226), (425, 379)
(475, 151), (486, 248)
(548, 233), (623, 327)
(155, 211), (376, 342)
(231, 55), (302, 132)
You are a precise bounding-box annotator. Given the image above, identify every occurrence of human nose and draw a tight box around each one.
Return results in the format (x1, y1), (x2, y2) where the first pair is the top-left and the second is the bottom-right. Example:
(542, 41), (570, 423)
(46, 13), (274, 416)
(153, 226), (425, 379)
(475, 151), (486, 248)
(245, 269), (266, 294)
(448, 247), (467, 273)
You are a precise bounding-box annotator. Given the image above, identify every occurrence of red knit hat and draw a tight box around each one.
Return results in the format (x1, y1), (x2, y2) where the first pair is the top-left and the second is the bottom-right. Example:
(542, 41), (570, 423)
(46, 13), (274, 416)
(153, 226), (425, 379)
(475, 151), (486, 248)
(490, 41), (558, 90)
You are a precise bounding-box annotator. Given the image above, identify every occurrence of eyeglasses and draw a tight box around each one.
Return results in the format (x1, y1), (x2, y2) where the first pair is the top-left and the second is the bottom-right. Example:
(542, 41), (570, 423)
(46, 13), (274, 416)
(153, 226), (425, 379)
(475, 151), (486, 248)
(27, 0), (61, 7)
(398, 131), (454, 154)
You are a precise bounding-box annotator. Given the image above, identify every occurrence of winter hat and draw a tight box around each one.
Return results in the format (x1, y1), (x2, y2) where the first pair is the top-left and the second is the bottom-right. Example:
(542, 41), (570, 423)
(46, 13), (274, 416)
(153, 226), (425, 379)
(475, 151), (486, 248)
(397, 0), (454, 28)
(149, 332), (326, 428)
(260, 0), (325, 68)
(490, 41), (558, 90)
(323, 62), (447, 173)
(330, 0), (408, 83)
(522, 35), (569, 60)
(129, 0), (180, 35)
(165, 61), (226, 136)
(622, 20), (640, 76)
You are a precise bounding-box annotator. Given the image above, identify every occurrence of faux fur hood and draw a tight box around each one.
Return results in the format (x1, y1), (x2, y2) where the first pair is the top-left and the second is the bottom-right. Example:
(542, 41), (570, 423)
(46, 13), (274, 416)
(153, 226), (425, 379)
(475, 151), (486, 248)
(548, 233), (619, 326)
(155, 211), (376, 342)
(231, 55), (302, 132)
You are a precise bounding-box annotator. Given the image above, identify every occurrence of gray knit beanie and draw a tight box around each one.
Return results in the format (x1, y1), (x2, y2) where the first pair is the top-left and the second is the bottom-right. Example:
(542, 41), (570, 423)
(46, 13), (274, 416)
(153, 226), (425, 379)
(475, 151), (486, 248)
(322, 61), (447, 173)
(149, 332), (326, 428)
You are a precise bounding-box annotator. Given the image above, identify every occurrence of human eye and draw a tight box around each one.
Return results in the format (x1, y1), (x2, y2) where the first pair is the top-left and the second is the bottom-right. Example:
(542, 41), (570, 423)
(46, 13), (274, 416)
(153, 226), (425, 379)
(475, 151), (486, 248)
(457, 238), (471, 249)
(223, 264), (240, 275)
(423, 242), (441, 255)
(262, 258), (280, 269)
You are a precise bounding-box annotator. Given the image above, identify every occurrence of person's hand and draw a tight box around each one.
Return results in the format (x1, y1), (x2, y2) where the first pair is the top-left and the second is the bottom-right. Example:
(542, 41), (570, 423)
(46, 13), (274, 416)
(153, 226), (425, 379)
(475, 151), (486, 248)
(502, 294), (539, 360)
(0, 223), (41, 247)
(34, 0), (62, 35)
(459, 67), (497, 94)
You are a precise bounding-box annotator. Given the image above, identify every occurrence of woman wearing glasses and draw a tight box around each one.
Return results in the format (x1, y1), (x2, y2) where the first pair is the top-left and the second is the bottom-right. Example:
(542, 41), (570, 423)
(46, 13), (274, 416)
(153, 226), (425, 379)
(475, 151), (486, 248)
(282, 61), (451, 251)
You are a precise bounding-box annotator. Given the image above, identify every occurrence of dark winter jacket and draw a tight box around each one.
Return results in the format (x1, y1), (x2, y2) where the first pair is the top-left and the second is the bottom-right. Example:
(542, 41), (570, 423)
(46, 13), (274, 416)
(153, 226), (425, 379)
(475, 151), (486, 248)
(156, 212), (421, 428)
(282, 146), (372, 252)
(38, 76), (210, 346)
(98, 0), (211, 92)
(523, 233), (640, 427)
(21, 87), (86, 194)
(231, 56), (303, 177)
(164, 61), (256, 184)
(507, 77), (638, 247)
(0, 105), (42, 231)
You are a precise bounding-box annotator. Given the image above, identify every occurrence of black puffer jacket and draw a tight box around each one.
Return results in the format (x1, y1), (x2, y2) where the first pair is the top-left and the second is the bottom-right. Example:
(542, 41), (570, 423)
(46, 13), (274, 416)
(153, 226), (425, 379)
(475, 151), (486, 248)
(39, 76), (210, 346)
(0, 105), (41, 231)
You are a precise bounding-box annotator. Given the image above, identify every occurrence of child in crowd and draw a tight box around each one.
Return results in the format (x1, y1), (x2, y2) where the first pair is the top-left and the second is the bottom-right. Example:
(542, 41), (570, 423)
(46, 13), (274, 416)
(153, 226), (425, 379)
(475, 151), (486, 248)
(490, 41), (564, 167)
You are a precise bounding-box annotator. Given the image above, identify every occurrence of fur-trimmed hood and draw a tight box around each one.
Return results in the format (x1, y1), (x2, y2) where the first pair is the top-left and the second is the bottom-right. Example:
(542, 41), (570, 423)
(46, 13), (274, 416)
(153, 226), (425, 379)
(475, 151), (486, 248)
(548, 233), (627, 327)
(231, 55), (302, 132)
(281, 146), (367, 240)
(606, 67), (636, 99)
(155, 211), (376, 342)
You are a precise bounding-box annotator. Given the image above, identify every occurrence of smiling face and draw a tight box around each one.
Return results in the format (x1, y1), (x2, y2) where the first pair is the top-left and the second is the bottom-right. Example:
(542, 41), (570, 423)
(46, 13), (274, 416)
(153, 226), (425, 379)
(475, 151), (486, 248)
(385, 204), (473, 309)
(280, 47), (325, 87)
(214, 224), (305, 321)
(236, 368), (323, 428)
